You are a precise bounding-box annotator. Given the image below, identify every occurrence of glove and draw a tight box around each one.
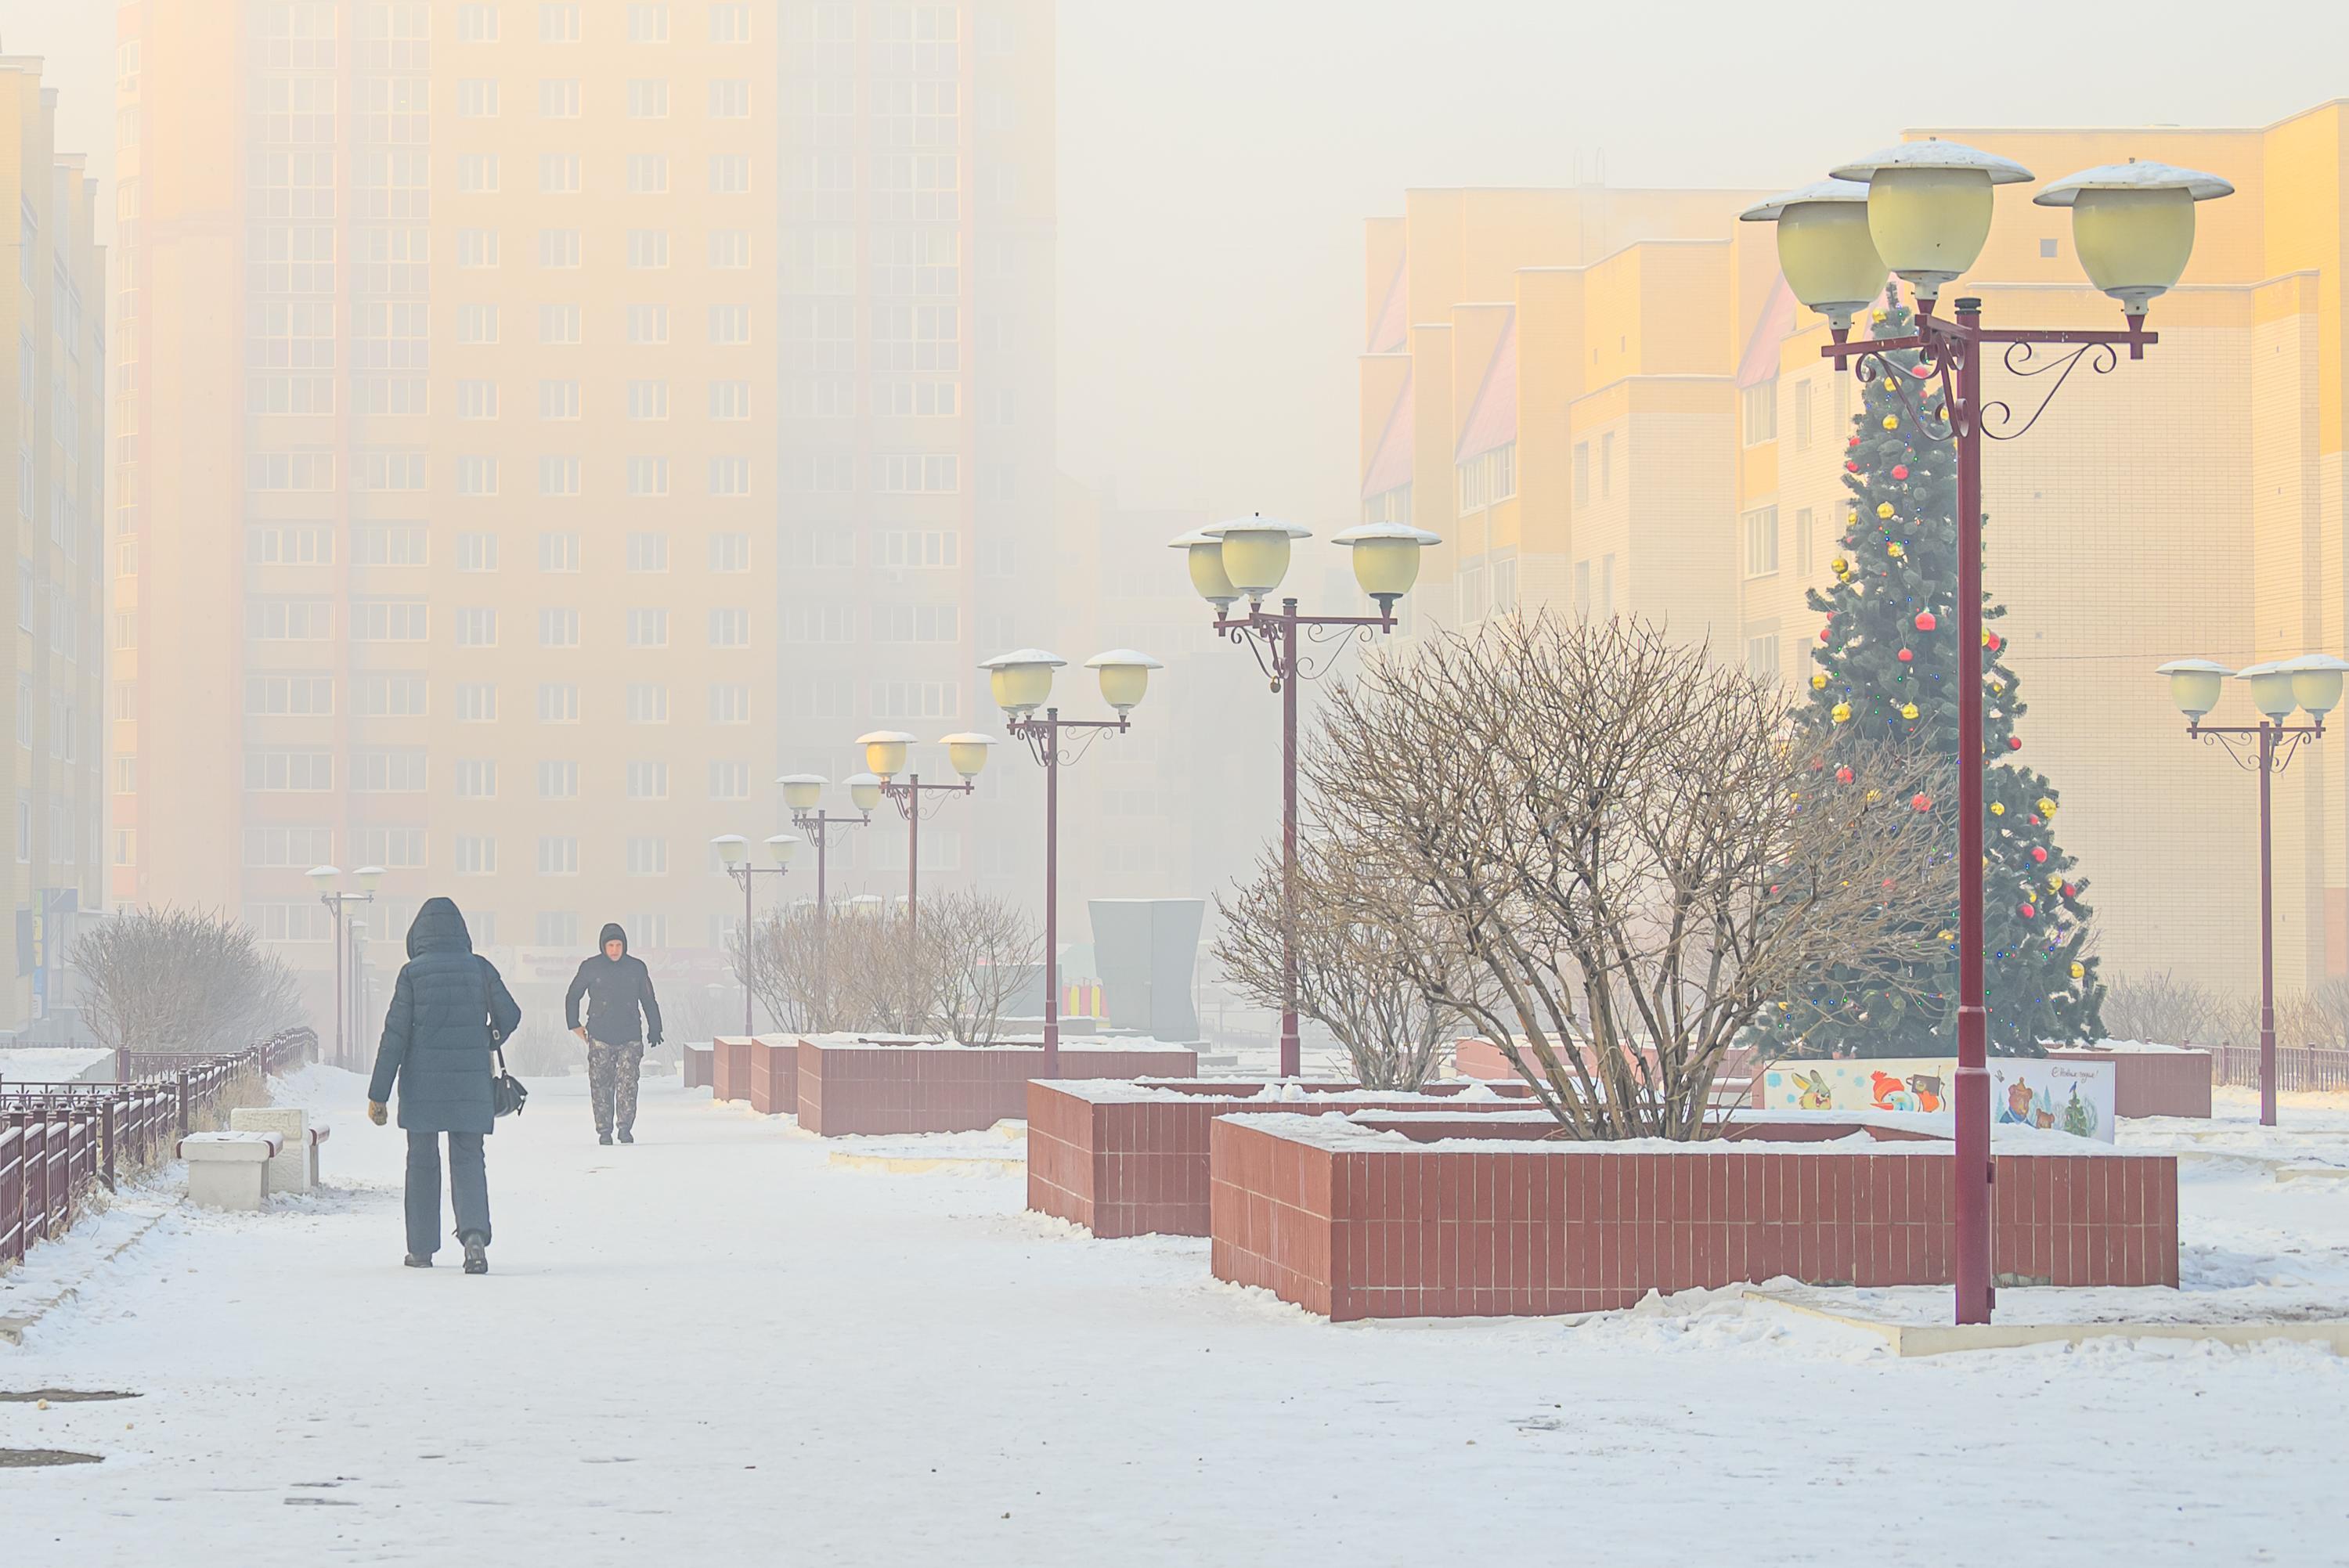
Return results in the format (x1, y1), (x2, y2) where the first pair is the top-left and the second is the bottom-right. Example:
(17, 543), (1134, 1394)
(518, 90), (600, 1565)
(368, 1101), (388, 1126)
(648, 1038), (662, 1050)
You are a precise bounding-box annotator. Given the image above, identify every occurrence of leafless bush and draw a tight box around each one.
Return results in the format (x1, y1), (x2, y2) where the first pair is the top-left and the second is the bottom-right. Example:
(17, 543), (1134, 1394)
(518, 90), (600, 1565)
(1309, 612), (1954, 1140)
(72, 907), (308, 1056)
(2099, 970), (2224, 1046)
(1214, 838), (1474, 1089)
(926, 889), (1039, 1045)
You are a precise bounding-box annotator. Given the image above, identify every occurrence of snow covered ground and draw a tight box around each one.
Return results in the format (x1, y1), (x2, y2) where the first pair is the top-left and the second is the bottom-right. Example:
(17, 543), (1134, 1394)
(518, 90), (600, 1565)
(0, 1045), (114, 1084)
(5, 1070), (2347, 1566)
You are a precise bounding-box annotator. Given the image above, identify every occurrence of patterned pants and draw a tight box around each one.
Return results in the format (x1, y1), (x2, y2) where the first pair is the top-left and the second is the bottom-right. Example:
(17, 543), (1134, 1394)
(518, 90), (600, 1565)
(586, 1037), (645, 1137)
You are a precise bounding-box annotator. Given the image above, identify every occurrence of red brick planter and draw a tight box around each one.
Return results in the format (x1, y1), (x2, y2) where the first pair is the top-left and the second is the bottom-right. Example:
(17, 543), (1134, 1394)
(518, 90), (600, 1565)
(796, 1038), (1200, 1137)
(1454, 1037), (1763, 1105)
(1028, 1080), (1538, 1238)
(748, 1035), (799, 1116)
(710, 1036), (756, 1103)
(682, 1042), (714, 1092)
(2045, 1047), (2213, 1119)
(1209, 1113), (2179, 1321)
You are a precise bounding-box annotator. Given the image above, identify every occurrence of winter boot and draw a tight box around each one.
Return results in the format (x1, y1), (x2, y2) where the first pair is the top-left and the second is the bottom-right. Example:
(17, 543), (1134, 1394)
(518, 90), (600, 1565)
(598, 1130), (613, 1145)
(404, 1253), (434, 1269)
(617, 1129), (634, 1144)
(461, 1235), (489, 1275)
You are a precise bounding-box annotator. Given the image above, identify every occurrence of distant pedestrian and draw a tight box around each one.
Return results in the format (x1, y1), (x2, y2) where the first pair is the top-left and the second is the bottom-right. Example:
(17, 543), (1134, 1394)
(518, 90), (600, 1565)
(565, 923), (664, 1146)
(366, 897), (523, 1275)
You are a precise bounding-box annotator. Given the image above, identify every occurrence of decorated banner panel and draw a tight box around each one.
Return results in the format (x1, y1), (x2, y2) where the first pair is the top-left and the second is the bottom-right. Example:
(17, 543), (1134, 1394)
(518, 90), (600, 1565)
(1757, 1056), (2117, 1142)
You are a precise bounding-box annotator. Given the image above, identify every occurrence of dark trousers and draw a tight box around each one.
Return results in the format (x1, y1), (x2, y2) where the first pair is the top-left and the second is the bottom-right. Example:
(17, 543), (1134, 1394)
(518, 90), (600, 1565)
(405, 1129), (491, 1257)
(586, 1037), (645, 1136)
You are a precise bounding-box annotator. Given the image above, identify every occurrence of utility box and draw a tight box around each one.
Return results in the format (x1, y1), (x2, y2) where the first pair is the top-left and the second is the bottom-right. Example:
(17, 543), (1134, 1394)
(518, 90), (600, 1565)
(1088, 899), (1204, 1043)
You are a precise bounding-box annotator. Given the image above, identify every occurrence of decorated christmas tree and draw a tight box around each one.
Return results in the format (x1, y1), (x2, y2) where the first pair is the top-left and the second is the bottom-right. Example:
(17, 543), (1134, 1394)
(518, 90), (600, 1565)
(1760, 288), (2104, 1058)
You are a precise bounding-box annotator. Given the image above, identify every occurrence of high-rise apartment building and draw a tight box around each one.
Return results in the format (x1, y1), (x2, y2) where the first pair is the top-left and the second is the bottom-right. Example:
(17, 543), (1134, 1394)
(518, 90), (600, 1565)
(0, 60), (105, 1037)
(1359, 100), (2349, 1004)
(112, 2), (1054, 1029)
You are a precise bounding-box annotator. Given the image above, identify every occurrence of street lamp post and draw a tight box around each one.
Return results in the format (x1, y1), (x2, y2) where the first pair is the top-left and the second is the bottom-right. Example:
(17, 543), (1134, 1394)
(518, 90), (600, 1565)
(306, 864), (382, 1069)
(983, 648), (1160, 1075)
(1745, 146), (2232, 1324)
(778, 772), (879, 1031)
(713, 833), (799, 1037)
(1172, 517), (1438, 1079)
(861, 730), (997, 939)
(2156, 655), (2349, 1127)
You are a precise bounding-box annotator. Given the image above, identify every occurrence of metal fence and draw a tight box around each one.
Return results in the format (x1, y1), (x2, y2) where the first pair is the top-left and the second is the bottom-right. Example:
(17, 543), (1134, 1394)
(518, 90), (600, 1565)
(2206, 1043), (2349, 1094)
(0, 1026), (319, 1271)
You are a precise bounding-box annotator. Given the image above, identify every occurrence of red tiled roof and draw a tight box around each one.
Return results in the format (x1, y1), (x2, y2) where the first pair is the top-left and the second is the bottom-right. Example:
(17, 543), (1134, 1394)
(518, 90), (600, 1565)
(1454, 313), (1517, 463)
(1361, 369), (1413, 499)
(1737, 275), (1799, 388)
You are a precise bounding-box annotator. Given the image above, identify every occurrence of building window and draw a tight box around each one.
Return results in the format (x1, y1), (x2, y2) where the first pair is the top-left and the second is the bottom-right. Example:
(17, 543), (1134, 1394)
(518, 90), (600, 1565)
(1600, 433), (1615, 499)
(539, 456), (581, 496)
(1456, 443), (1517, 513)
(1743, 506), (1780, 579)
(457, 154), (501, 194)
(451, 532), (496, 571)
(875, 453), (958, 493)
(538, 227), (582, 266)
(707, 684), (749, 723)
(626, 761), (669, 800)
(627, 456), (670, 496)
(539, 609), (580, 648)
(707, 609), (750, 648)
(456, 760), (499, 798)
(352, 600), (429, 642)
(626, 838), (669, 877)
(626, 230), (669, 269)
(708, 80), (749, 119)
(457, 456), (500, 496)
(627, 380), (670, 420)
(455, 608), (498, 647)
(539, 532), (581, 573)
(539, 380), (582, 420)
(1745, 635), (1782, 683)
(706, 304), (750, 344)
(708, 380), (750, 420)
(708, 153), (750, 195)
(626, 532), (669, 572)
(456, 685), (500, 724)
(537, 836), (580, 875)
(457, 302), (500, 341)
(352, 750), (428, 793)
(352, 676), (428, 718)
(539, 304), (583, 344)
(537, 911), (581, 946)
(626, 4), (669, 43)
(626, 608), (670, 648)
(626, 153), (670, 194)
(456, 380), (499, 420)
(707, 456), (750, 496)
(539, 79), (582, 118)
(1793, 380), (1815, 450)
(458, 5), (500, 41)
(708, 761), (750, 800)
(1742, 380), (1778, 446)
(709, 4), (749, 43)
(1795, 507), (1815, 576)
(709, 230), (749, 269)
(627, 683), (669, 723)
(538, 761), (579, 800)
(628, 304), (670, 344)
(456, 836), (497, 876)
(708, 533), (750, 573)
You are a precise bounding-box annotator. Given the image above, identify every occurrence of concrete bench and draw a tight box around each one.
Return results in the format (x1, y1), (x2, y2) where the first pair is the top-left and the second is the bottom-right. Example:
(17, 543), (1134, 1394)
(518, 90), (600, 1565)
(229, 1107), (332, 1193)
(179, 1131), (283, 1212)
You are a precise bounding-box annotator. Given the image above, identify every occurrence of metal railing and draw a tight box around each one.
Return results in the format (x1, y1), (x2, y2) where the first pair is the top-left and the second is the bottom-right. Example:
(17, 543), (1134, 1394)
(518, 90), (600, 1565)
(0, 1025), (319, 1271)
(2206, 1043), (2349, 1095)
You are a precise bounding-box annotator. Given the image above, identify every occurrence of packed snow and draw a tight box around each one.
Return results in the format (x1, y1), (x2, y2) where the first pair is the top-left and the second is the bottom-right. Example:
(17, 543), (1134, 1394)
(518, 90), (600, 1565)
(3, 1070), (2346, 1566)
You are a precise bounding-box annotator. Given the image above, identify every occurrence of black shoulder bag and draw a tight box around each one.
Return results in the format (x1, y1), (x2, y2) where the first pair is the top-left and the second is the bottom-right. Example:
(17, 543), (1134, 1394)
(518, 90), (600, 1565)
(483, 956), (529, 1119)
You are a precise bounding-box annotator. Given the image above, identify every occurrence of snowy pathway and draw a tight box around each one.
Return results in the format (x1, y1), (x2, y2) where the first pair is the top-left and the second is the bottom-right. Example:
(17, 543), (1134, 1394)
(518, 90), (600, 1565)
(5, 1069), (2348, 1566)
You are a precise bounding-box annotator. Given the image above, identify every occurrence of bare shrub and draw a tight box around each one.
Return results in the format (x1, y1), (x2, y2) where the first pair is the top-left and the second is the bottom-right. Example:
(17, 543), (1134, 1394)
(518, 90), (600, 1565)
(1309, 612), (1954, 1139)
(2100, 970), (2223, 1046)
(926, 889), (1039, 1045)
(73, 907), (308, 1056)
(1214, 838), (1474, 1089)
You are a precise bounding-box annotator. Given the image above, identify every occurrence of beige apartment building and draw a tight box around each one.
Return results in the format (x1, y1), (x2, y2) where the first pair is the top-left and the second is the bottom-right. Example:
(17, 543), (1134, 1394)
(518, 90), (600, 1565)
(0, 61), (106, 1039)
(112, 1), (1055, 1031)
(1359, 100), (2349, 1006)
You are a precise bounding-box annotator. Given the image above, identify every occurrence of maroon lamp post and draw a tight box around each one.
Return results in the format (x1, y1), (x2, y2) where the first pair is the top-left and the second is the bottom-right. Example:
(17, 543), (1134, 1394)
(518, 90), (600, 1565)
(2157, 656), (2347, 1127)
(1171, 517), (1439, 1080)
(861, 731), (996, 940)
(1745, 146), (2234, 1325)
(778, 771), (879, 1030)
(984, 648), (1160, 1076)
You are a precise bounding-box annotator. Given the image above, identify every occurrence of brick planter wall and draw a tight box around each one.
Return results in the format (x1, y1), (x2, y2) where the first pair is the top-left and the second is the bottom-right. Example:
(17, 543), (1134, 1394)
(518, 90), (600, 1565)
(1029, 1080), (1536, 1238)
(1455, 1038), (1762, 1105)
(748, 1035), (799, 1116)
(795, 1040), (1200, 1137)
(2045, 1047), (2213, 1119)
(1208, 1115), (2179, 1321)
(682, 1042), (714, 1092)
(710, 1036), (756, 1103)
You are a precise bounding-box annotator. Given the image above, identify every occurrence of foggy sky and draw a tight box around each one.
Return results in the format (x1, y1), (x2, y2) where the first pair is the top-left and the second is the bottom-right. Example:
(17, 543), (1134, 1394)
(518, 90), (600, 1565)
(8, 0), (2349, 528)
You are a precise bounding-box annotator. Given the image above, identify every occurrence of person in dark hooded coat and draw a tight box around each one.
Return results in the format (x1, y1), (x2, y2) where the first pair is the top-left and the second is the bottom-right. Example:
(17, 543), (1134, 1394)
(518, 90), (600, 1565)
(367, 897), (522, 1274)
(564, 922), (663, 1145)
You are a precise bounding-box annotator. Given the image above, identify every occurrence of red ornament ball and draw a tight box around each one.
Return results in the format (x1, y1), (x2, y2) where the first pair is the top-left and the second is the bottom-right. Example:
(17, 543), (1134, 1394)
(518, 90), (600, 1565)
(1820, 625), (1833, 642)
(2008, 736), (2023, 751)
(2019, 903), (2037, 920)
(1896, 647), (1914, 663)
(1986, 632), (2003, 653)
(1892, 464), (1911, 481)
(1835, 766), (1854, 784)
(2062, 882), (2077, 899)
(2028, 815), (2042, 827)
(1914, 611), (1938, 633)
(1911, 364), (1932, 379)
(2031, 847), (2048, 863)
(1845, 460), (1860, 473)
(1911, 793), (1933, 812)
(1848, 435), (1860, 448)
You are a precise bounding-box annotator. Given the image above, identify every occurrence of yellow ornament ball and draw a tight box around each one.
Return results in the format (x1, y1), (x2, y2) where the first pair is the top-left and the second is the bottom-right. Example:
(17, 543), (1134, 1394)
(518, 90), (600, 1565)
(1831, 555), (1849, 575)
(1887, 541), (1905, 559)
(1882, 377), (1898, 393)
(1982, 629), (1995, 648)
(1939, 930), (1955, 943)
(1877, 502), (1896, 520)
(1831, 702), (1852, 723)
(1882, 413), (1900, 431)
(1871, 308), (1888, 323)
(1865, 789), (1881, 803)
(1810, 672), (1828, 690)
(1846, 510), (1860, 524)
(1990, 802), (2006, 816)
(2048, 872), (2065, 892)
(2069, 961), (2085, 980)
(1900, 701), (1919, 720)
(2038, 797), (2056, 815)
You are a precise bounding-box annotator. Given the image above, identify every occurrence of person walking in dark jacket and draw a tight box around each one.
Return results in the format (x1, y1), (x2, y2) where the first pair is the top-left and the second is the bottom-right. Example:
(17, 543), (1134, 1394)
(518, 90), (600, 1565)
(565, 922), (663, 1145)
(366, 897), (522, 1274)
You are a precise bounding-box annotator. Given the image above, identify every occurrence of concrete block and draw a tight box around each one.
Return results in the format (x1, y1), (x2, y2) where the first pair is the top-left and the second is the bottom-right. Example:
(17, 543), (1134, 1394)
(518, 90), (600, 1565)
(181, 1131), (280, 1213)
